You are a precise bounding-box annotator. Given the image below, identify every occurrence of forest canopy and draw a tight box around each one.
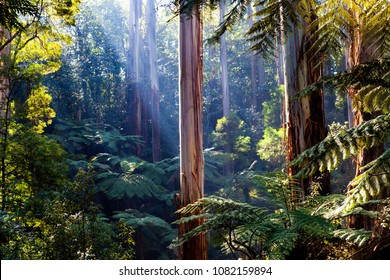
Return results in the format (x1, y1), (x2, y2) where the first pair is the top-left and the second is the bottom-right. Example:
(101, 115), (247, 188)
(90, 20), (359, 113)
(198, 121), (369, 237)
(0, 0), (389, 260)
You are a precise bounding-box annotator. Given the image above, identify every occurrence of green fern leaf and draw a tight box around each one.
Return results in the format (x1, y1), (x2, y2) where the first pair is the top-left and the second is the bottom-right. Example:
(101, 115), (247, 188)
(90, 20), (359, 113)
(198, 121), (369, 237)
(97, 173), (167, 201)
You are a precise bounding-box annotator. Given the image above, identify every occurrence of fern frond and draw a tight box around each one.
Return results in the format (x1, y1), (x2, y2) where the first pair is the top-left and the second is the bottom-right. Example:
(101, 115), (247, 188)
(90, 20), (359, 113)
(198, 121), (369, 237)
(305, 2), (346, 61)
(208, 0), (251, 44)
(174, 0), (251, 43)
(176, 195), (269, 220)
(333, 228), (371, 247)
(113, 209), (173, 231)
(291, 114), (390, 177)
(338, 149), (390, 212)
(340, 206), (379, 219)
(292, 59), (390, 114)
(265, 230), (298, 259)
(91, 153), (123, 167)
(96, 173), (167, 201)
(175, 195), (275, 258)
(113, 210), (175, 244)
(360, 0), (390, 59)
(289, 208), (333, 237)
(247, 0), (299, 58)
(254, 172), (300, 210)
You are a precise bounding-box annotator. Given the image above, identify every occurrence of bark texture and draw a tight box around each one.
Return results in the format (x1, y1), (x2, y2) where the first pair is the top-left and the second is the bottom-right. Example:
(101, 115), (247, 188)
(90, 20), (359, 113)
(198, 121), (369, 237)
(345, 9), (385, 229)
(282, 16), (330, 199)
(178, 5), (207, 260)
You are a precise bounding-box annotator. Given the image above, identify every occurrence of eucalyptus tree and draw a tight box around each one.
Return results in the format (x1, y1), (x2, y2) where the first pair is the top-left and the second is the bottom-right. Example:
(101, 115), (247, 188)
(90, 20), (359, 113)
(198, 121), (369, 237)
(305, 0), (389, 175)
(147, 0), (161, 162)
(293, 0), (390, 228)
(176, 0), (207, 260)
(247, 3), (264, 111)
(219, 1), (230, 118)
(127, 0), (143, 157)
(181, 0), (331, 198)
(246, 0), (331, 198)
(337, 0), (389, 229)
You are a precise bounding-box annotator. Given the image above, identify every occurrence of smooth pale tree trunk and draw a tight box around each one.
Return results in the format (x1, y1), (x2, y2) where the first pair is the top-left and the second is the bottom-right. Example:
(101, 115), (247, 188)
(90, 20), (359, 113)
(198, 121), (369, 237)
(220, 2), (229, 118)
(247, 3), (259, 110)
(127, 0), (142, 157)
(282, 13), (330, 200)
(134, 0), (142, 157)
(147, 0), (161, 162)
(127, 0), (145, 255)
(178, 4), (207, 260)
(219, 2), (234, 174)
(276, 43), (284, 85)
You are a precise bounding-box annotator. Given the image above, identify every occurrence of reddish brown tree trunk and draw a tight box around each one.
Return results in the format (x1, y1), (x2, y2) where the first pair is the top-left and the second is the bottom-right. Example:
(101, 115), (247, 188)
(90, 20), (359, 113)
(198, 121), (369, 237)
(178, 3), (207, 260)
(345, 12), (384, 228)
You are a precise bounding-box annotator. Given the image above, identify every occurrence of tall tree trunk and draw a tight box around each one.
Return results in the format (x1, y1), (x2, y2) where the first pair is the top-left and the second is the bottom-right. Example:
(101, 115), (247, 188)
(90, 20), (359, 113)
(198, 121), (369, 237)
(178, 3), (207, 260)
(147, 0), (161, 162)
(134, 0), (142, 157)
(345, 10), (384, 229)
(247, 3), (259, 110)
(0, 26), (11, 211)
(282, 11), (330, 200)
(219, 2), (234, 174)
(127, 0), (143, 157)
(0, 26), (10, 116)
(220, 2), (229, 118)
(276, 42), (284, 86)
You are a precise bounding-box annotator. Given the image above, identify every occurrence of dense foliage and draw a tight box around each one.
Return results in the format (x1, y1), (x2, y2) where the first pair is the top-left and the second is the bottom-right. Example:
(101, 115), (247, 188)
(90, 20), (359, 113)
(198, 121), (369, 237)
(1, 0), (389, 260)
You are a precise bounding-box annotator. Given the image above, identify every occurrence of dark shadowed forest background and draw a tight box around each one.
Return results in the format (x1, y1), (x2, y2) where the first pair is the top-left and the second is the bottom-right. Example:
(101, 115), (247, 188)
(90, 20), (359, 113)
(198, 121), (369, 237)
(1, 0), (389, 260)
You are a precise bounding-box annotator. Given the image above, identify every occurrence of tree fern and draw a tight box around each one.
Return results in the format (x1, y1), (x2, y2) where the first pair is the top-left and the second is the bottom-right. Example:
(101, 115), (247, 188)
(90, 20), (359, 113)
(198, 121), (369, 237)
(176, 188), (334, 259)
(113, 210), (176, 256)
(305, 0), (390, 64)
(247, 0), (299, 57)
(290, 114), (390, 177)
(337, 149), (390, 212)
(333, 228), (372, 247)
(50, 120), (142, 156)
(175, 195), (274, 259)
(96, 173), (167, 201)
(292, 59), (390, 113)
(289, 113), (390, 212)
(113, 209), (173, 232)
